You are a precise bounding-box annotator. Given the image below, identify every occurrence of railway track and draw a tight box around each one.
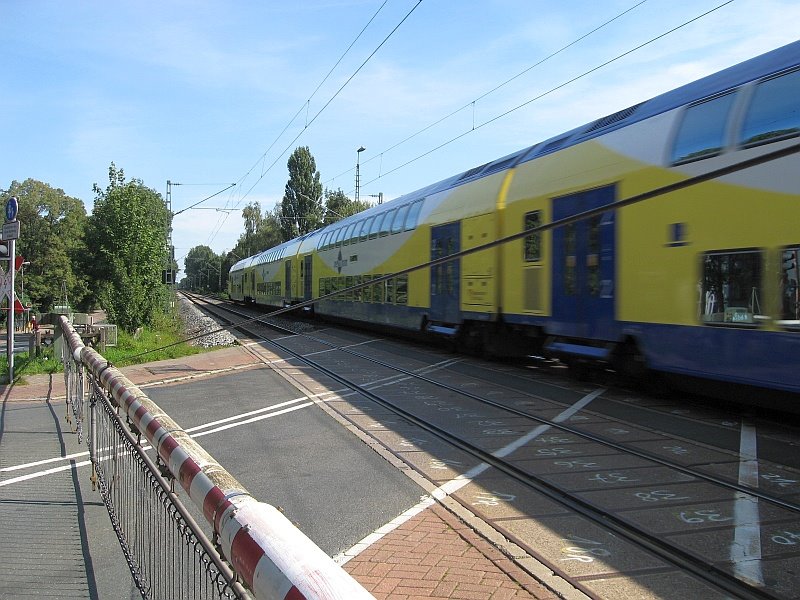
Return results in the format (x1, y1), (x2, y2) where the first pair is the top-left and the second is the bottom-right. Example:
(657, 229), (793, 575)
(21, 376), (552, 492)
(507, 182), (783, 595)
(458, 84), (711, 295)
(183, 292), (800, 600)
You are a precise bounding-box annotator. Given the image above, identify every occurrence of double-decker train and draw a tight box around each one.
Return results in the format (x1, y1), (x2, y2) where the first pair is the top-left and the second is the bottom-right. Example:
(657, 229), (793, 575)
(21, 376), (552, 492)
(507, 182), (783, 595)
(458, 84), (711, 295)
(229, 41), (800, 399)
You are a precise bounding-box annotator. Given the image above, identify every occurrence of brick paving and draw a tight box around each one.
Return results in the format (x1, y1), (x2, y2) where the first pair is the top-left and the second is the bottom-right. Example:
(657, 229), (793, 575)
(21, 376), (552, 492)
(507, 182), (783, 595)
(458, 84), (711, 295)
(2, 345), (563, 599)
(344, 503), (558, 600)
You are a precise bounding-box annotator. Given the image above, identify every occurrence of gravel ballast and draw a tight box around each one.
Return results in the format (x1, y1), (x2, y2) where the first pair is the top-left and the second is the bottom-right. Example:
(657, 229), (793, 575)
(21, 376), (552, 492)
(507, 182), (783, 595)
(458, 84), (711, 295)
(177, 296), (238, 347)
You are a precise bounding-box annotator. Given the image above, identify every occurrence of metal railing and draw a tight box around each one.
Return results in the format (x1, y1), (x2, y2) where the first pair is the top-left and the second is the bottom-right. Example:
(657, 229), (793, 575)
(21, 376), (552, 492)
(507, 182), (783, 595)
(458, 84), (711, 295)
(59, 316), (373, 600)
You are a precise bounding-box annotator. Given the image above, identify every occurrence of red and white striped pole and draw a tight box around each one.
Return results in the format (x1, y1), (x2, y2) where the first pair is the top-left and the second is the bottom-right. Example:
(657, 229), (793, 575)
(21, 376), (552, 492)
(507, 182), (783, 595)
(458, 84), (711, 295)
(61, 316), (373, 600)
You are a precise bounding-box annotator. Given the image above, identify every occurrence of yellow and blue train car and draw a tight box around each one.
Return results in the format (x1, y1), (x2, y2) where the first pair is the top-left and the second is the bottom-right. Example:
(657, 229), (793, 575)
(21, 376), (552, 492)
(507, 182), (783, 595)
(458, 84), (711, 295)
(230, 41), (800, 396)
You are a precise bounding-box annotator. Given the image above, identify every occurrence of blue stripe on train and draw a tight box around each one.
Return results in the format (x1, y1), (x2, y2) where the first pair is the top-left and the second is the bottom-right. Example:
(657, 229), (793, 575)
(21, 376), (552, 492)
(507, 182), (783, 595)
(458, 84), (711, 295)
(623, 322), (800, 393)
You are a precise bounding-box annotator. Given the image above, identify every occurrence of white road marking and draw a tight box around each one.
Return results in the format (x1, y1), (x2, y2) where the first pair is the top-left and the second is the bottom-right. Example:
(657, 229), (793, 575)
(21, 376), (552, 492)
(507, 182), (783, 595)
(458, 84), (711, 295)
(0, 356), (463, 486)
(334, 388), (606, 564)
(730, 420), (764, 586)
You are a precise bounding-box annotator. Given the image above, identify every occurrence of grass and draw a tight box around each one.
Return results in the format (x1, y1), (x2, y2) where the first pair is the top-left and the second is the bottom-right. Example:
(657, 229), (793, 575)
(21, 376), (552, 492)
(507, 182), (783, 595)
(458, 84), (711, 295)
(0, 309), (220, 385)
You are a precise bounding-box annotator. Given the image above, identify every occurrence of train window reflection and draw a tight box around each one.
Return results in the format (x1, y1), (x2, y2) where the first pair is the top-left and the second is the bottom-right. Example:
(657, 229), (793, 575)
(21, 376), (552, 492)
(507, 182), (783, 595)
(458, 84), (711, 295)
(334, 228), (345, 247)
(700, 249), (764, 326)
(741, 69), (800, 147)
(391, 205), (409, 234)
(404, 200), (423, 231)
(342, 223), (357, 246)
(380, 209), (396, 236)
(360, 216), (374, 242)
(779, 246), (800, 330)
(369, 213), (384, 238)
(671, 92), (736, 164)
(395, 275), (408, 305)
(524, 211), (541, 262)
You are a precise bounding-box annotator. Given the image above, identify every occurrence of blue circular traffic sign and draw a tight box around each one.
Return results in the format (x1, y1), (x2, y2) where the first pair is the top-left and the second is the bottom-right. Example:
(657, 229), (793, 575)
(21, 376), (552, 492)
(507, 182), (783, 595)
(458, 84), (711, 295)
(5, 197), (18, 222)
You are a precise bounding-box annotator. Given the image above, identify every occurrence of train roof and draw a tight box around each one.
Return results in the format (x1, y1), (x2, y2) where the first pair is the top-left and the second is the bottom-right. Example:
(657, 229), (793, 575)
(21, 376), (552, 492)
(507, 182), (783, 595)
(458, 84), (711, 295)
(230, 41), (800, 272)
(514, 40), (800, 165)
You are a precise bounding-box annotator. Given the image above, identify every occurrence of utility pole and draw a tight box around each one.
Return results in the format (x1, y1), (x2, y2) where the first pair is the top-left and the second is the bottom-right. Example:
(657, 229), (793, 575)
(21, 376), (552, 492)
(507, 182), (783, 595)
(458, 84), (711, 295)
(164, 181), (177, 299)
(355, 146), (365, 204)
(3, 197), (20, 381)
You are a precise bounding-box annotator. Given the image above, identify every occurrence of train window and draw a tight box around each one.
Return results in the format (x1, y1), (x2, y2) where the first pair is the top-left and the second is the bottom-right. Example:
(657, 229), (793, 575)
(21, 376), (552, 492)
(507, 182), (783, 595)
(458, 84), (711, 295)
(524, 211), (542, 262)
(352, 220), (366, 243)
(587, 215), (602, 296)
(345, 276), (354, 301)
(380, 209), (396, 236)
(395, 275), (408, 305)
(373, 275), (385, 303)
(391, 205), (410, 234)
(334, 228), (345, 247)
(360, 216), (374, 241)
(671, 92), (737, 164)
(361, 275), (372, 302)
(740, 69), (800, 147)
(700, 249), (763, 326)
(779, 246), (799, 330)
(404, 200), (423, 231)
(368, 213), (385, 239)
(386, 278), (395, 304)
(355, 221), (366, 243)
(564, 223), (577, 296)
(342, 223), (356, 246)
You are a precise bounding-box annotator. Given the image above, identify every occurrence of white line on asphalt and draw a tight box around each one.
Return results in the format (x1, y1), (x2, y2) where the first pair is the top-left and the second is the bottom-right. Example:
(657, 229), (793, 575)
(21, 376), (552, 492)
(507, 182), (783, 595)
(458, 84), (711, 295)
(334, 387), (606, 564)
(0, 357), (464, 484)
(730, 420), (764, 586)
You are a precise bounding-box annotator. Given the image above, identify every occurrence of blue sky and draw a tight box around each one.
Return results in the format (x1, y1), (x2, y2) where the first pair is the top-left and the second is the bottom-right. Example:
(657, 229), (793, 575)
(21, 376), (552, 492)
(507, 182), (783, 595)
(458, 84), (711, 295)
(2, 0), (797, 278)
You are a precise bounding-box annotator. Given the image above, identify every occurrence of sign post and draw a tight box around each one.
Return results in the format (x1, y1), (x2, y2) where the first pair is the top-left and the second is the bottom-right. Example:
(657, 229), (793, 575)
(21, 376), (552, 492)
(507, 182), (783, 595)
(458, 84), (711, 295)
(3, 197), (19, 382)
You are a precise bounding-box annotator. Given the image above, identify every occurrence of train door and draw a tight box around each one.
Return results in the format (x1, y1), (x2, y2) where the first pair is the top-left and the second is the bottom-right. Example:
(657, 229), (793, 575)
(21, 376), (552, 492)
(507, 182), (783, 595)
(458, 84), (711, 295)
(430, 221), (461, 323)
(284, 260), (292, 303)
(551, 185), (616, 340)
(303, 255), (313, 301)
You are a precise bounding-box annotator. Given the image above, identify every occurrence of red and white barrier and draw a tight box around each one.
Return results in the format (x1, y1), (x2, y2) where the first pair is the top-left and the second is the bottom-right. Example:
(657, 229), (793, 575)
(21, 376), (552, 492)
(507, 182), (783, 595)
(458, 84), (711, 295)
(59, 316), (374, 600)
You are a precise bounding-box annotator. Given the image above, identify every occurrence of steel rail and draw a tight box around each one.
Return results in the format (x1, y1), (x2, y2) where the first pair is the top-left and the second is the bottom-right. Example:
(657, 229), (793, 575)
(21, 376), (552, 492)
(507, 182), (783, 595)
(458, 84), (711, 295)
(193, 294), (800, 514)
(188, 294), (781, 600)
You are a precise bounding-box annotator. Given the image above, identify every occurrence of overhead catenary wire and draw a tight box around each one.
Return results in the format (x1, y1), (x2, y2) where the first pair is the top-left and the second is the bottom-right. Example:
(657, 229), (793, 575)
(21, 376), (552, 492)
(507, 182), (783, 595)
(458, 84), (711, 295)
(324, 0), (650, 187)
(236, 0), (424, 206)
(200, 1), (730, 257)
(172, 183), (237, 216)
(362, 0), (735, 189)
(202, 1), (415, 248)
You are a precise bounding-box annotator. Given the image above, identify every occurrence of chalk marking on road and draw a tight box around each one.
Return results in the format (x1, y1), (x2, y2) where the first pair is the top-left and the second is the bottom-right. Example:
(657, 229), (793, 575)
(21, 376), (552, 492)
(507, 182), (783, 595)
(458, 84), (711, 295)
(730, 420), (764, 587)
(334, 388), (606, 564)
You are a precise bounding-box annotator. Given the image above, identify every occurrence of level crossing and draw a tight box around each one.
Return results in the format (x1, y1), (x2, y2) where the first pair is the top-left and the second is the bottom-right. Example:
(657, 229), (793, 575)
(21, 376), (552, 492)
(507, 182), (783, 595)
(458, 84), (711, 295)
(0, 322), (556, 599)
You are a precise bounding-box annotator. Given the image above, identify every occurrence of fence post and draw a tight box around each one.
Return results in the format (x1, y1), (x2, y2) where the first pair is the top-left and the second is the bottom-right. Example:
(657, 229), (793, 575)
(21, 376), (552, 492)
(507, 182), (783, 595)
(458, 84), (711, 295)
(58, 315), (375, 599)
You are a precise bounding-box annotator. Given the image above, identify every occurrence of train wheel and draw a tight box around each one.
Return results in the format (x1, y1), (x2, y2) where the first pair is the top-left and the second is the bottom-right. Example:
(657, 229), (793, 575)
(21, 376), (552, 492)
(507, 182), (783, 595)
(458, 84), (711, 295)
(613, 337), (648, 383)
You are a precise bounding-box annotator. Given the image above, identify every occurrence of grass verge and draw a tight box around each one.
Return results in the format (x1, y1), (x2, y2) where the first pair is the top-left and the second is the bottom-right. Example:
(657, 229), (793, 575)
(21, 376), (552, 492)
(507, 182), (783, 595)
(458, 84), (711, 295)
(0, 310), (223, 385)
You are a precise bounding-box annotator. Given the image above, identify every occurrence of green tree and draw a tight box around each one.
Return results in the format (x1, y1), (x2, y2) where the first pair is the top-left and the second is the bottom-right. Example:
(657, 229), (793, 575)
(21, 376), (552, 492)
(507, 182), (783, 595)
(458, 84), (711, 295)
(185, 245), (222, 292)
(86, 163), (169, 332)
(279, 146), (323, 241)
(1, 179), (89, 312)
(323, 188), (372, 225)
(222, 201), (283, 272)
